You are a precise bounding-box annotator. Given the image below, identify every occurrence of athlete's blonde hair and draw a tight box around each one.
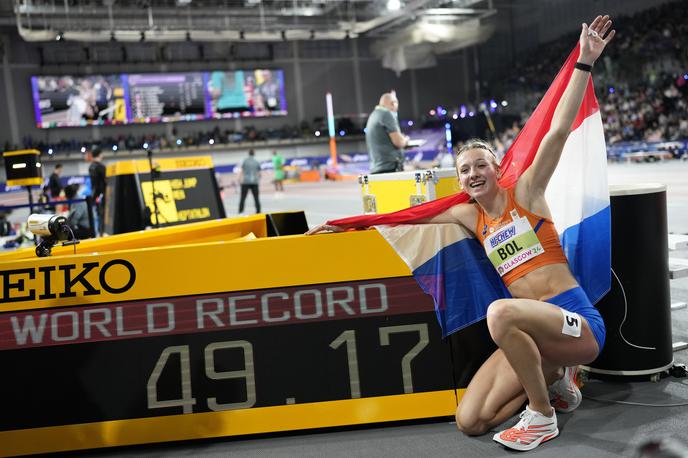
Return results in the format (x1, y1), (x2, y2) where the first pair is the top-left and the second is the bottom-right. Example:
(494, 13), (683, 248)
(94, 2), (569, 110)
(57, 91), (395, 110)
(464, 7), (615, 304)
(456, 138), (500, 168)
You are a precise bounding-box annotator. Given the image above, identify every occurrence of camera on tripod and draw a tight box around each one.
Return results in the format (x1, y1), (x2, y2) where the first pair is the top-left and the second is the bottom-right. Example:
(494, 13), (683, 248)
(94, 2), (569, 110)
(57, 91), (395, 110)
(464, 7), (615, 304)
(27, 214), (78, 257)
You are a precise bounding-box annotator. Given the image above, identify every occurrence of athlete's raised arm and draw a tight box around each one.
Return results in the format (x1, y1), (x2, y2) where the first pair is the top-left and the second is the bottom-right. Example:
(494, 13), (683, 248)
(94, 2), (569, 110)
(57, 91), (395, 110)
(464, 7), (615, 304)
(519, 15), (615, 197)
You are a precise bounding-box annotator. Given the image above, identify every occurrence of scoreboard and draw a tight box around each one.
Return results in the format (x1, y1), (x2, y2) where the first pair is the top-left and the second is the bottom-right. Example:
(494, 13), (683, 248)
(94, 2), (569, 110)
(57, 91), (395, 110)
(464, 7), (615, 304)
(0, 222), (494, 456)
(30, 69), (288, 128)
(127, 73), (206, 123)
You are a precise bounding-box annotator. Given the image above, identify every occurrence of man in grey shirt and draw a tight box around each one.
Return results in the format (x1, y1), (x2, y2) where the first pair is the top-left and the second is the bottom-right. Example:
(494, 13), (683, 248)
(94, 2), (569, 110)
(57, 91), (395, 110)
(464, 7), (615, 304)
(365, 92), (410, 174)
(238, 149), (262, 214)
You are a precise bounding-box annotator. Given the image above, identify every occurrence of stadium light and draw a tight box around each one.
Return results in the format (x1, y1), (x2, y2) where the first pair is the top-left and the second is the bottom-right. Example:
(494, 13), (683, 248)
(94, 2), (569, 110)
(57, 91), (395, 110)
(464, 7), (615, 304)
(387, 0), (401, 11)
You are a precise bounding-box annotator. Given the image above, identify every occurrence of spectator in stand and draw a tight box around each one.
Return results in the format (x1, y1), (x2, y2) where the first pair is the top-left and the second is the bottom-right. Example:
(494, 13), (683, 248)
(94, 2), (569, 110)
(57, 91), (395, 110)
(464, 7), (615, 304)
(19, 2), (688, 159)
(489, 0), (687, 147)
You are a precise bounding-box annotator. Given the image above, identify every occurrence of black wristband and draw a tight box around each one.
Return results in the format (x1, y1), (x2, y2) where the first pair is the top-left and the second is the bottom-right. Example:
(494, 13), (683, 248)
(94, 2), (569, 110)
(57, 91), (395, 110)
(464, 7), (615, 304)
(574, 62), (592, 72)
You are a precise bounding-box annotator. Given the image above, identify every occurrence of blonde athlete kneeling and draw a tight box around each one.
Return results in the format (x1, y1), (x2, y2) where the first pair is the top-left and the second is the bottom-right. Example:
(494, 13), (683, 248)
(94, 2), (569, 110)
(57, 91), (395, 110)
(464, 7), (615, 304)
(307, 16), (615, 452)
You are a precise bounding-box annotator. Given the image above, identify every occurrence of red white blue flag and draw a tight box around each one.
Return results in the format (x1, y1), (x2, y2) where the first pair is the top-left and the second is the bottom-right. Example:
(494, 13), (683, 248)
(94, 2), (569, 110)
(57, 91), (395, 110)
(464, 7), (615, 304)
(329, 45), (611, 337)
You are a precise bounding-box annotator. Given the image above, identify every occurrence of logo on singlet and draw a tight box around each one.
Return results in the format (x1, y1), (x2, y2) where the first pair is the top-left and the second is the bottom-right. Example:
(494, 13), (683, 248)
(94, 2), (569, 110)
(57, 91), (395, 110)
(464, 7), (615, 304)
(489, 226), (516, 248)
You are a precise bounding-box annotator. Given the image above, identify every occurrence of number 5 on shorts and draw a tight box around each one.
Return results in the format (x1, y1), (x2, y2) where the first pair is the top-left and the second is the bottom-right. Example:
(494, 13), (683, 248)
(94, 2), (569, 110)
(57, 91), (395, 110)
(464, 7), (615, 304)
(561, 309), (582, 338)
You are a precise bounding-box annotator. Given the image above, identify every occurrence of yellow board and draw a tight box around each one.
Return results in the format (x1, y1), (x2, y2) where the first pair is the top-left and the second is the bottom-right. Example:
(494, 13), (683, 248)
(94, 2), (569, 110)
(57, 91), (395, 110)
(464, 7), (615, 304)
(2, 149), (40, 157)
(359, 168), (461, 214)
(0, 390), (462, 457)
(4, 177), (43, 186)
(107, 156), (215, 176)
(0, 226), (410, 313)
(0, 215), (267, 263)
(0, 218), (472, 456)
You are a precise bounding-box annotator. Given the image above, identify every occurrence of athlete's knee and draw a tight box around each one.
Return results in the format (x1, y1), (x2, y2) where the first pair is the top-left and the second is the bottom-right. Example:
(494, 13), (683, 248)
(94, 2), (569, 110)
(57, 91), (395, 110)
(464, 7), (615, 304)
(486, 299), (519, 342)
(455, 404), (490, 436)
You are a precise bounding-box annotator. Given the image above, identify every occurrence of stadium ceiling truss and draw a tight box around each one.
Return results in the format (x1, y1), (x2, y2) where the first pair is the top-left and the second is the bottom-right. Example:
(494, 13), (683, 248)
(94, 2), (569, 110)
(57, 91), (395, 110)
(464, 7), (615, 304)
(7, 0), (496, 45)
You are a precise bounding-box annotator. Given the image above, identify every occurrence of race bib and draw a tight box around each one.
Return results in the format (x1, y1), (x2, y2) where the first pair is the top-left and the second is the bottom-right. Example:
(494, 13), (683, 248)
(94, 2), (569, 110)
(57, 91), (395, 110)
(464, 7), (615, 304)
(561, 309), (582, 338)
(483, 210), (545, 277)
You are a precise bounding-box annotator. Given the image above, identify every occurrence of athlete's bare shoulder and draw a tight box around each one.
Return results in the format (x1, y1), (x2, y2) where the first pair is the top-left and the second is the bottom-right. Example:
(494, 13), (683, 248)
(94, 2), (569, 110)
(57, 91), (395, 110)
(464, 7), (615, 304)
(415, 200), (477, 233)
(447, 202), (479, 234)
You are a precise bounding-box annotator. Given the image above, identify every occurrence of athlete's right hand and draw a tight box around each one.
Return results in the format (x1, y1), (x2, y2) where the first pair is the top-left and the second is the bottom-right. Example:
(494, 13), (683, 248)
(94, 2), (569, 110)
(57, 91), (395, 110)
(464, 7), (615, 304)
(579, 15), (615, 65)
(305, 223), (346, 235)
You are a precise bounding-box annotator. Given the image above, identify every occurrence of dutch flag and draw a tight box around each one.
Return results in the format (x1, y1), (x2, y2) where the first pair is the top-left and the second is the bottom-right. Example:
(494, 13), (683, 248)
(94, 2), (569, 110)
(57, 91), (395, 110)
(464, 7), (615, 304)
(329, 45), (611, 337)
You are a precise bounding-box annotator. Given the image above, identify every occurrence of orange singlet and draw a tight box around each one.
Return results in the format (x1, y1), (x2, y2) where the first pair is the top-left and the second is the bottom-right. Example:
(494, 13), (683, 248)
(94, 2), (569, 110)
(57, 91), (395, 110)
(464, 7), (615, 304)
(474, 188), (568, 286)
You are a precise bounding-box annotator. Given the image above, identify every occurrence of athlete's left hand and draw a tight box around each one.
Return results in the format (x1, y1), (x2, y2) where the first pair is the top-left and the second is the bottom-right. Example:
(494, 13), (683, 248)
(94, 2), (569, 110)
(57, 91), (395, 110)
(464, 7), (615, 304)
(579, 15), (615, 66)
(305, 223), (346, 235)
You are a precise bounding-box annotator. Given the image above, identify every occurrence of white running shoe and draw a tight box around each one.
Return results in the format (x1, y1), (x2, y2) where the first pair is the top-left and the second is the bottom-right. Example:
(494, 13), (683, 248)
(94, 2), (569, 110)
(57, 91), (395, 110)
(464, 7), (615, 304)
(549, 366), (582, 413)
(493, 405), (559, 451)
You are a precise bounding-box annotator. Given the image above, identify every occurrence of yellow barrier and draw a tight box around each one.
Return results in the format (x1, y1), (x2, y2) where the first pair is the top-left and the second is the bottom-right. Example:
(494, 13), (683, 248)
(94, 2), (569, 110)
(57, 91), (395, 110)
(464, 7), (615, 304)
(0, 215), (266, 263)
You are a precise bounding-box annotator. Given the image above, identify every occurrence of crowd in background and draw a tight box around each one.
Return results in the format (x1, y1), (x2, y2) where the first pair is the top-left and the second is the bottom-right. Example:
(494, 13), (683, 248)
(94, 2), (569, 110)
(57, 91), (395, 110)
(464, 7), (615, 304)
(601, 72), (688, 144)
(494, 0), (688, 150)
(4, 1), (687, 158)
(10, 115), (362, 157)
(14, 123), (312, 157)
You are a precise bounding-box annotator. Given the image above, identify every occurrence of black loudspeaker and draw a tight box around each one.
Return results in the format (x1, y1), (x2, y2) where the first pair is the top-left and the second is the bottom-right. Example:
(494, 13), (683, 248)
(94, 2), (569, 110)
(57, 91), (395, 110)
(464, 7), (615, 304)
(586, 184), (673, 378)
(3, 149), (43, 187)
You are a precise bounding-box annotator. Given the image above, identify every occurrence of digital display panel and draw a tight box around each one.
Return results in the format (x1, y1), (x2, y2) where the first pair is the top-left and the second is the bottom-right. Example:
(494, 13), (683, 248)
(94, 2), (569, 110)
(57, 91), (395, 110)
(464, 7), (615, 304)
(207, 69), (287, 119)
(31, 75), (127, 128)
(30, 69), (287, 128)
(139, 170), (223, 226)
(127, 73), (207, 123)
(0, 277), (455, 431)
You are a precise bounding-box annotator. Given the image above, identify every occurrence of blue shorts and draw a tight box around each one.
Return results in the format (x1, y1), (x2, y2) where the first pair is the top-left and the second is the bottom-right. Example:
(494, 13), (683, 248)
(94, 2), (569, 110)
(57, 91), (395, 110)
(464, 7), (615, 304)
(545, 286), (606, 351)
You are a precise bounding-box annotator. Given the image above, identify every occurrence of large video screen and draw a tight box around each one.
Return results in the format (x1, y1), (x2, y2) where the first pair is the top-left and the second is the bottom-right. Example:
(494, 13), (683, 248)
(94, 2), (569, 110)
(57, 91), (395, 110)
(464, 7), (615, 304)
(207, 69), (287, 119)
(126, 73), (207, 123)
(31, 69), (287, 128)
(31, 75), (128, 127)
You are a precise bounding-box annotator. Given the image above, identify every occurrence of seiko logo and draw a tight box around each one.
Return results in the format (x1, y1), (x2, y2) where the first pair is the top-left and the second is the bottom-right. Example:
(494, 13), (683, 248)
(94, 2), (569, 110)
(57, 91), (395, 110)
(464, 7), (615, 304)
(0, 259), (136, 303)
